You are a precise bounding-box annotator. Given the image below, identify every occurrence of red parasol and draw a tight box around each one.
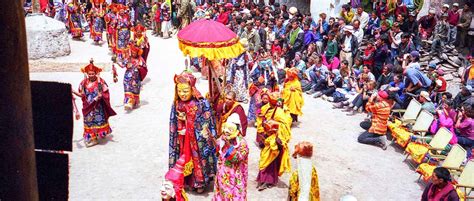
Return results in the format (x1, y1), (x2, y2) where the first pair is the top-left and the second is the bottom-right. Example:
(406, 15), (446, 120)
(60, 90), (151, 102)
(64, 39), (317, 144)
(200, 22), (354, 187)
(177, 19), (244, 61)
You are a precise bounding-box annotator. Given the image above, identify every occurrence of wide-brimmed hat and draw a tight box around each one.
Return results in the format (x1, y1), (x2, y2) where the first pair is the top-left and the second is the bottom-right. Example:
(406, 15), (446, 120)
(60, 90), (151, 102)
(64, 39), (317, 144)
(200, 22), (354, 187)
(289, 7), (298, 15)
(443, 4), (449, 8)
(420, 91), (431, 102)
(343, 25), (354, 33)
(453, 3), (459, 7)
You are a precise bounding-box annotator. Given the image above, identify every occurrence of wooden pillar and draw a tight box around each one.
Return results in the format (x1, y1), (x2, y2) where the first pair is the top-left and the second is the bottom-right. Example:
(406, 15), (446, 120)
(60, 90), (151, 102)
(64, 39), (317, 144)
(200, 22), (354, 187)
(0, 0), (39, 200)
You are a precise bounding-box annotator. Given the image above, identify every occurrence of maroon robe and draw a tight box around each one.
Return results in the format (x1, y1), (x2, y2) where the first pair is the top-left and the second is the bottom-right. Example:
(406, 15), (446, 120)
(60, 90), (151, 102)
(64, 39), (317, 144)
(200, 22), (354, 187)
(216, 102), (248, 136)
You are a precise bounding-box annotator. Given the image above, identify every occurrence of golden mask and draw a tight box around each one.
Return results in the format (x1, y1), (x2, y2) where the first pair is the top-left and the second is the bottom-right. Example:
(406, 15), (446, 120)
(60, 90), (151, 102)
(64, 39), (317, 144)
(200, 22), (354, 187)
(177, 83), (192, 101)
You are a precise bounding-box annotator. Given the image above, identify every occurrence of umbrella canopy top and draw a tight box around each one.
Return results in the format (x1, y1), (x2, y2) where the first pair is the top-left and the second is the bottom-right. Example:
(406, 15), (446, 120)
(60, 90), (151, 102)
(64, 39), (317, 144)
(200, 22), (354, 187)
(177, 19), (238, 44)
(177, 19), (244, 60)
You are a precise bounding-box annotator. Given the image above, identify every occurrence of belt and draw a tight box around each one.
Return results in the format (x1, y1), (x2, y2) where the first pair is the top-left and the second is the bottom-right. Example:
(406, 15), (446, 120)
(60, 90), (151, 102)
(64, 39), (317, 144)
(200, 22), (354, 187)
(342, 50), (351, 53)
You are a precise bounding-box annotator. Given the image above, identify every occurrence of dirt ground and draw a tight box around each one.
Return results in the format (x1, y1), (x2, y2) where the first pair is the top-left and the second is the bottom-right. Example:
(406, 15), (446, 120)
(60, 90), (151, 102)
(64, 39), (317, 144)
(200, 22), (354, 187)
(29, 33), (424, 200)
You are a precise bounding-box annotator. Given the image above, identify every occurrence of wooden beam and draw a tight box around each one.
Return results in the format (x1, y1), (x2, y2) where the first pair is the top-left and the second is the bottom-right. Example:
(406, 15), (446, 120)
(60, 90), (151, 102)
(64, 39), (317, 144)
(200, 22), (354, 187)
(0, 0), (39, 200)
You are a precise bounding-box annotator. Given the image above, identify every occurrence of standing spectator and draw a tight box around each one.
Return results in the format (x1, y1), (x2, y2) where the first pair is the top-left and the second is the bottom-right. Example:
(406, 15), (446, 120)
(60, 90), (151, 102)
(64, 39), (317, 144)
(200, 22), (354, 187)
(353, 6), (369, 29)
(447, 3), (461, 48)
(457, 2), (472, 48)
(287, 19), (304, 61)
(389, 22), (403, 62)
(256, 18), (267, 50)
(352, 19), (364, 44)
(241, 20), (261, 54)
(339, 25), (358, 68)
(373, 36), (389, 79)
(314, 13), (329, 54)
(431, 13), (450, 55)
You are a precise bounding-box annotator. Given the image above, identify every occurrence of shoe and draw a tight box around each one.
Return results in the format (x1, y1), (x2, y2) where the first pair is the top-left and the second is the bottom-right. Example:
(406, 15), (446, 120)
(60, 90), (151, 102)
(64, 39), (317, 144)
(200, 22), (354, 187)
(258, 183), (268, 191)
(342, 101), (350, 106)
(343, 107), (353, 112)
(321, 95), (328, 100)
(327, 97), (334, 102)
(85, 139), (99, 148)
(333, 102), (344, 109)
(357, 107), (363, 113)
(346, 110), (358, 116)
(379, 135), (388, 150)
(313, 92), (322, 98)
(306, 89), (315, 95)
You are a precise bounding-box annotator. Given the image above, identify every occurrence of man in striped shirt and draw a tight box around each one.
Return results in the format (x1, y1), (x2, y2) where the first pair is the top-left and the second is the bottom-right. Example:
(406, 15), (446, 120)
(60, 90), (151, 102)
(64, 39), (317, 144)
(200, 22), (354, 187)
(357, 90), (394, 150)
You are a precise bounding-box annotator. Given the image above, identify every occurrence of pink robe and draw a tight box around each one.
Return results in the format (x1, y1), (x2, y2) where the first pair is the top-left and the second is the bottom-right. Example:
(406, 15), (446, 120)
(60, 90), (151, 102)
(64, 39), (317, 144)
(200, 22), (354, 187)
(213, 136), (248, 201)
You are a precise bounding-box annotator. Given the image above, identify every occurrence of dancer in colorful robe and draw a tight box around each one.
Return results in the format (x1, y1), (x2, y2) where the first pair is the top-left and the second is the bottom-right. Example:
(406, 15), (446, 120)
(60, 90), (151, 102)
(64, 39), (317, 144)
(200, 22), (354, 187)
(169, 72), (217, 193)
(256, 92), (292, 191)
(288, 141), (320, 201)
(213, 117), (249, 201)
(117, 45), (146, 110)
(227, 39), (251, 103)
(161, 155), (189, 201)
(73, 59), (116, 147)
(282, 67), (304, 124)
(248, 51), (278, 126)
(104, 4), (118, 51)
(66, 0), (84, 39)
(89, 0), (105, 44)
(116, 4), (131, 62)
(131, 24), (150, 61)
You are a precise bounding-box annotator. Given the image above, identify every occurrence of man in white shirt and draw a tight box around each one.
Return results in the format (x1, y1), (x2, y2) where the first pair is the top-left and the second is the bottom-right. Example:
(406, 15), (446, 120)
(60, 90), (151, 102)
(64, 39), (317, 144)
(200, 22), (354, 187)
(352, 6), (369, 29)
(352, 20), (364, 44)
(389, 22), (403, 62)
(339, 25), (358, 68)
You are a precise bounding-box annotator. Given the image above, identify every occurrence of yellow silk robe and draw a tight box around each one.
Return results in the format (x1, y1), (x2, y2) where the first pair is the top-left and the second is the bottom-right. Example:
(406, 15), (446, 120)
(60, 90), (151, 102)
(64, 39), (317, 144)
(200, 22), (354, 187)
(288, 166), (320, 201)
(258, 104), (293, 175)
(282, 79), (304, 116)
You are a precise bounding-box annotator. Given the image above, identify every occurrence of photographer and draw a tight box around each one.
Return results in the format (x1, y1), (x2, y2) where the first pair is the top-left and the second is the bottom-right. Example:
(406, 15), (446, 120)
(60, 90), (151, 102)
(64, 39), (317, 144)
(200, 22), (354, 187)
(357, 90), (394, 150)
(455, 105), (474, 159)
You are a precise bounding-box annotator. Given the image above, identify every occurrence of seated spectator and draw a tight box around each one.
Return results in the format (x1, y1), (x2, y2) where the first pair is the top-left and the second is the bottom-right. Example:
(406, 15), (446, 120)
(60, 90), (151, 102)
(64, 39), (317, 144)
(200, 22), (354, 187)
(432, 69), (448, 104)
(357, 90), (394, 150)
(376, 64), (393, 89)
(388, 74), (406, 109)
(429, 100), (458, 144)
(314, 69), (343, 99)
(418, 9), (437, 40)
(324, 32), (338, 60)
(360, 65), (376, 82)
(361, 40), (375, 72)
(344, 80), (377, 114)
(270, 38), (282, 56)
(453, 86), (473, 110)
(421, 167), (459, 201)
(419, 91), (436, 114)
(306, 54), (329, 94)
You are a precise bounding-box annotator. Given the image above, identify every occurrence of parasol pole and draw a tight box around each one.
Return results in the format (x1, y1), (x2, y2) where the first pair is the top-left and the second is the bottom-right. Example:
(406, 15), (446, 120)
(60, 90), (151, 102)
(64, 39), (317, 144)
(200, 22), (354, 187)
(207, 58), (212, 104)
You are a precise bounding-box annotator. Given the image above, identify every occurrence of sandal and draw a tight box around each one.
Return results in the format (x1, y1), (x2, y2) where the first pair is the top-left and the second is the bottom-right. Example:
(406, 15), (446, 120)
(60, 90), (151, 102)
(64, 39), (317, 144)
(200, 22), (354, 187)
(257, 183), (268, 191)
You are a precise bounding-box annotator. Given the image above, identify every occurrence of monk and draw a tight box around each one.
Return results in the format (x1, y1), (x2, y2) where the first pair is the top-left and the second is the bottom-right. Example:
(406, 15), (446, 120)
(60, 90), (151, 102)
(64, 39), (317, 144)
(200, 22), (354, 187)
(282, 67), (304, 124)
(256, 92), (293, 191)
(216, 91), (248, 137)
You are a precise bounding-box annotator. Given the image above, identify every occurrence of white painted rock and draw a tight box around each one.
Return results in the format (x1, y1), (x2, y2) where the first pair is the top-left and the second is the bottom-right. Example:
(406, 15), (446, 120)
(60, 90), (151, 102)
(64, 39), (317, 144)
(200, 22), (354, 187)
(26, 14), (71, 59)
